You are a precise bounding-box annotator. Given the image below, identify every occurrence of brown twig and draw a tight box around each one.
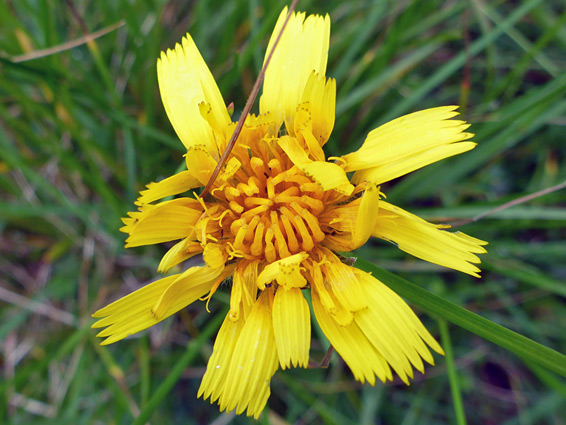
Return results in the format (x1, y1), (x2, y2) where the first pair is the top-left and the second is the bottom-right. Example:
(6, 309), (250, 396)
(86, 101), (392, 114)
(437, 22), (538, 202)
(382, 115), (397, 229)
(11, 20), (125, 63)
(64, 0), (89, 34)
(308, 345), (335, 369)
(451, 180), (566, 227)
(201, 0), (300, 198)
(0, 286), (76, 326)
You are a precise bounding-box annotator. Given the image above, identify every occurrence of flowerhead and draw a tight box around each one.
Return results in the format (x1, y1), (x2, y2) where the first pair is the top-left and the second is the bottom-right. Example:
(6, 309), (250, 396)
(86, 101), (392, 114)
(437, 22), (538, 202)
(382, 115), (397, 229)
(93, 7), (487, 418)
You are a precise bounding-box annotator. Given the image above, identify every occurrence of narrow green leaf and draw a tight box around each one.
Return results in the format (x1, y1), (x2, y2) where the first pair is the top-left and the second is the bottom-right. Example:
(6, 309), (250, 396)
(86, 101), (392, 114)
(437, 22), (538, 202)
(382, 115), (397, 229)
(279, 373), (351, 425)
(483, 258), (566, 298)
(471, 0), (559, 76)
(132, 309), (226, 425)
(414, 206), (566, 222)
(438, 320), (467, 425)
(355, 258), (566, 377)
(378, 0), (545, 123)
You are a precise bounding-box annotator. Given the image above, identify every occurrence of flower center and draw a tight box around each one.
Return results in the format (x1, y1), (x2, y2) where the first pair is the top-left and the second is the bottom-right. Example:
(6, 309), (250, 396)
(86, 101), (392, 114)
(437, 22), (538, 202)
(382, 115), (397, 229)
(208, 143), (327, 262)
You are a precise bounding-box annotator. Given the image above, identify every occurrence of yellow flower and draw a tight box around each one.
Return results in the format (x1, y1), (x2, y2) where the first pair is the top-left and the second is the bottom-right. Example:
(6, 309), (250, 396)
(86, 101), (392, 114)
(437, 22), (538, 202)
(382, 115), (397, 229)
(93, 7), (487, 418)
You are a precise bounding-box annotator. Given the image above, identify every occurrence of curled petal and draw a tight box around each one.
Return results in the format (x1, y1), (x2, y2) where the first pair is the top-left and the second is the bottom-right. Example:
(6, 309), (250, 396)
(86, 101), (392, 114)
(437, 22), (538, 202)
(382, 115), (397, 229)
(122, 198), (202, 247)
(279, 136), (354, 195)
(342, 106), (475, 185)
(136, 171), (201, 205)
(256, 252), (309, 290)
(320, 251), (367, 313)
(157, 34), (230, 155)
(300, 72), (336, 145)
(157, 238), (202, 273)
(93, 266), (221, 345)
(260, 8), (330, 132)
(373, 202), (487, 277)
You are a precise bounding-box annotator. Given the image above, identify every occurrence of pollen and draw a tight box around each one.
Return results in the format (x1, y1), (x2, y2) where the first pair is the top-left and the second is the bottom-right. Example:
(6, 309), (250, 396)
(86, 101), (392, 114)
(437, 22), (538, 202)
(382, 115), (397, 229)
(199, 136), (330, 261)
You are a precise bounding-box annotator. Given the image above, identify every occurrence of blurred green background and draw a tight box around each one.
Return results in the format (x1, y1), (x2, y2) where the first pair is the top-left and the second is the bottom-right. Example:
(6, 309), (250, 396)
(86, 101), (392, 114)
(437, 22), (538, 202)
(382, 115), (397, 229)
(1, 0), (565, 424)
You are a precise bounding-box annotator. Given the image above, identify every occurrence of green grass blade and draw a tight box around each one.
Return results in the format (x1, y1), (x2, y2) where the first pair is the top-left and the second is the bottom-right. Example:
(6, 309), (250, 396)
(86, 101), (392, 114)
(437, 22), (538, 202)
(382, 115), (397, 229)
(438, 320), (467, 425)
(131, 309), (226, 425)
(378, 0), (545, 124)
(355, 258), (566, 377)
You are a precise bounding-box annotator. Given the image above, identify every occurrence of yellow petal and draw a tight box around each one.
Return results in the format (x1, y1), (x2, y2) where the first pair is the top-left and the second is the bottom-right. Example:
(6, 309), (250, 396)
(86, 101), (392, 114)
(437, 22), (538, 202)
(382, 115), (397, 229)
(198, 314), (245, 403)
(92, 268), (217, 345)
(352, 142), (476, 186)
(354, 269), (443, 381)
(202, 242), (228, 269)
(157, 238), (202, 273)
(373, 201), (488, 276)
(240, 261), (260, 320)
(157, 34), (230, 155)
(228, 271), (244, 322)
(272, 287), (310, 369)
(312, 289), (392, 385)
(136, 170), (201, 205)
(217, 156), (242, 184)
(260, 8), (330, 133)
(302, 162), (354, 195)
(256, 252), (309, 290)
(321, 249), (367, 312)
(229, 112), (277, 153)
(341, 106), (475, 184)
(300, 72), (336, 145)
(293, 104), (325, 162)
(355, 269), (443, 356)
(351, 181), (380, 248)
(151, 252), (225, 320)
(301, 127), (326, 162)
(217, 291), (279, 418)
(227, 261), (260, 322)
(185, 144), (217, 186)
(124, 198), (202, 247)
(309, 261), (354, 326)
(279, 135), (354, 195)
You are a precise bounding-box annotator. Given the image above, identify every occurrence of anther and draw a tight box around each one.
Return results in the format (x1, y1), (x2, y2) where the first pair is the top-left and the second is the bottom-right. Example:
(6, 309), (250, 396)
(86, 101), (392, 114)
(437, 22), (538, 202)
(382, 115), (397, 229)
(233, 224), (248, 249)
(271, 220), (291, 258)
(264, 227), (276, 262)
(247, 176), (263, 194)
(277, 186), (300, 198)
(267, 158), (282, 175)
(295, 205), (325, 242)
(241, 204), (270, 222)
(266, 177), (275, 200)
(250, 157), (266, 179)
(224, 186), (241, 202)
(237, 182), (258, 197)
(251, 221), (265, 257)
(300, 195), (324, 215)
(300, 182), (322, 192)
(280, 214), (299, 253)
(293, 214), (314, 251)
(244, 197), (274, 209)
(244, 215), (261, 241)
(287, 175), (312, 185)
(230, 218), (246, 237)
(274, 195), (306, 208)
(229, 200), (244, 214)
